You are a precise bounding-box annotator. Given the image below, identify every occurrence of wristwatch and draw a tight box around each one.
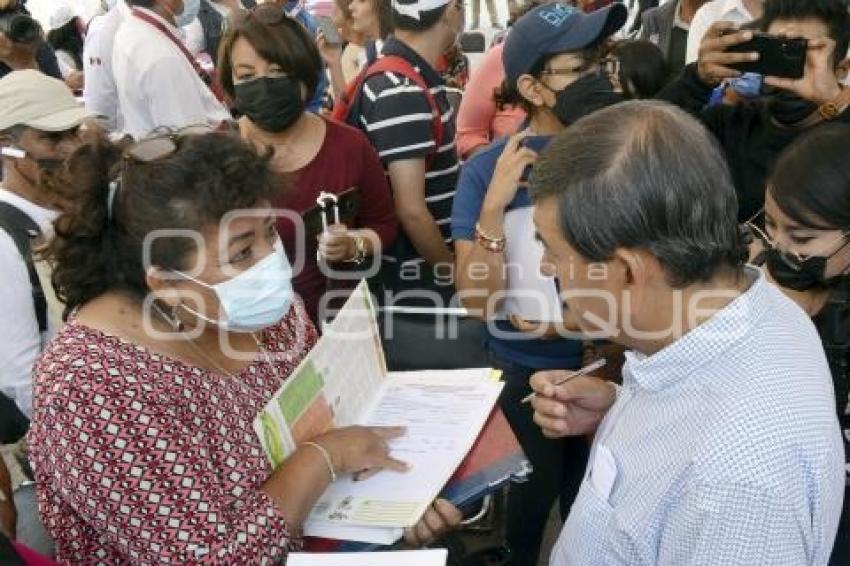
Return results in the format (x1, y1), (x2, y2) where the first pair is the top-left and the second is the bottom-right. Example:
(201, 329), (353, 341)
(818, 87), (850, 121)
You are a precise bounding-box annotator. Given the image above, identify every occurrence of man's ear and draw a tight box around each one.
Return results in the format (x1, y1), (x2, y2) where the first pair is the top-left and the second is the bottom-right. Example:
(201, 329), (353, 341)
(612, 247), (670, 291)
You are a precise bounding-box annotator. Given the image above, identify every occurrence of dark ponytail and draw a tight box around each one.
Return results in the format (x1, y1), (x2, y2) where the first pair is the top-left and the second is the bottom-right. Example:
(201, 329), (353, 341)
(41, 132), (284, 317)
(41, 137), (125, 317)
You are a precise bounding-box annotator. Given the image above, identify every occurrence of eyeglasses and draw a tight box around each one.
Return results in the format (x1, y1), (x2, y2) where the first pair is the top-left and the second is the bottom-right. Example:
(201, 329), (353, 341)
(124, 124), (215, 163)
(746, 209), (850, 272)
(540, 60), (600, 78)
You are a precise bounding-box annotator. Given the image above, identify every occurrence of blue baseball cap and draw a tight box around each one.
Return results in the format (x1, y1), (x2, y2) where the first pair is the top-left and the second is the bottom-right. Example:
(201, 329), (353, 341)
(503, 2), (628, 87)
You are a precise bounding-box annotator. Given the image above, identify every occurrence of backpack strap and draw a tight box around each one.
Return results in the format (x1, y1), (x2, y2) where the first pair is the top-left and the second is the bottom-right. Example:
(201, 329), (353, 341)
(333, 55), (444, 164)
(0, 202), (47, 333)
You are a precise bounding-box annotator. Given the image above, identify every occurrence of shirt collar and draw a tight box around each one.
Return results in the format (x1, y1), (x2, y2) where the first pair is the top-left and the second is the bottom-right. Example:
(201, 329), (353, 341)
(721, 0), (754, 20)
(380, 36), (444, 86)
(133, 6), (180, 34)
(0, 188), (59, 236)
(623, 267), (770, 392)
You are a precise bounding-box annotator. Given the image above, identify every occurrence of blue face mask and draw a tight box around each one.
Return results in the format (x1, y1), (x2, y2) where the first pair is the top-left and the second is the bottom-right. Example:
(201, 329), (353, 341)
(176, 240), (295, 332)
(174, 0), (201, 27)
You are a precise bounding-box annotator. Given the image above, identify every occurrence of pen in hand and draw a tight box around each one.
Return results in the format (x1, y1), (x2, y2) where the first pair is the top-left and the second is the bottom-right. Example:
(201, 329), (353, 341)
(521, 358), (607, 404)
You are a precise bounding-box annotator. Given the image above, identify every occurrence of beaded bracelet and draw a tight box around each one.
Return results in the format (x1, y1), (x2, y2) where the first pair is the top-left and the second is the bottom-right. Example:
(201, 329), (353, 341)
(475, 222), (506, 253)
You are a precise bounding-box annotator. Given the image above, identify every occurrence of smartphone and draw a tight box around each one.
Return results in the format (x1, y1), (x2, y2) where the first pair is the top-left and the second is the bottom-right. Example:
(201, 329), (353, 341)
(520, 135), (552, 183)
(315, 15), (342, 46)
(727, 33), (807, 79)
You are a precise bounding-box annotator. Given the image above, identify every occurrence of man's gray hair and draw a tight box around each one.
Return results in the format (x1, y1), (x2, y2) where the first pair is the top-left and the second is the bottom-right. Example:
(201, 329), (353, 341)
(530, 100), (744, 288)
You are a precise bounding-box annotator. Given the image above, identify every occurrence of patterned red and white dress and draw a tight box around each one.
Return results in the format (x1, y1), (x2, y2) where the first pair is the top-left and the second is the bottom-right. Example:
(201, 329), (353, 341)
(27, 302), (318, 565)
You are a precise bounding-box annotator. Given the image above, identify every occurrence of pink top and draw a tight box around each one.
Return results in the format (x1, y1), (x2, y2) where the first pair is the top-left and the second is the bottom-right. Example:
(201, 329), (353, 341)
(456, 44), (526, 160)
(11, 541), (61, 566)
(28, 301), (318, 565)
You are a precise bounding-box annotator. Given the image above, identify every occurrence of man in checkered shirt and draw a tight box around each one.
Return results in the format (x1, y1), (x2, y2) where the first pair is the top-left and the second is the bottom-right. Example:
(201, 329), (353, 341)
(529, 100), (845, 565)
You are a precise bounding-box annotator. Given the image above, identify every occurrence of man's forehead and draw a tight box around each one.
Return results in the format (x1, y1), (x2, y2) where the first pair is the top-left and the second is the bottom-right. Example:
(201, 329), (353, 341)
(767, 18), (829, 39)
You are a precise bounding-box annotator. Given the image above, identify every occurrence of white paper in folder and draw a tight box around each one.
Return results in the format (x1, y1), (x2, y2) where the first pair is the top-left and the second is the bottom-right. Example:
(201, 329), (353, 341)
(499, 205), (563, 322)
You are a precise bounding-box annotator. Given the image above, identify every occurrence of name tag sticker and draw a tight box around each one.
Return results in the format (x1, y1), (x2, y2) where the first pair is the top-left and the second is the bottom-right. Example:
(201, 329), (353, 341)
(590, 443), (618, 502)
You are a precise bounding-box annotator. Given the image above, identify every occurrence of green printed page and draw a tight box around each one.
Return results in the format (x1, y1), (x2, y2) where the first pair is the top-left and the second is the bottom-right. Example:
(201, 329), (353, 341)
(253, 280), (388, 468)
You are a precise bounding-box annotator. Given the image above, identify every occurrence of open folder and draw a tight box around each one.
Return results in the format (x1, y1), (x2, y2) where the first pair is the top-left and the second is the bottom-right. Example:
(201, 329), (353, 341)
(253, 280), (529, 546)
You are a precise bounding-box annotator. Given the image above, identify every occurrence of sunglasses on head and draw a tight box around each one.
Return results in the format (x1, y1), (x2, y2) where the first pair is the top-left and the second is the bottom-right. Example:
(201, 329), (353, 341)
(123, 124), (215, 163)
(233, 2), (293, 26)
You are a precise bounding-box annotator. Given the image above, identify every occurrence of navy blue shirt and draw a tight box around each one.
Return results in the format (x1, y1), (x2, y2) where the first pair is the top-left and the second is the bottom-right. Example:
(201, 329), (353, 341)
(451, 135), (582, 370)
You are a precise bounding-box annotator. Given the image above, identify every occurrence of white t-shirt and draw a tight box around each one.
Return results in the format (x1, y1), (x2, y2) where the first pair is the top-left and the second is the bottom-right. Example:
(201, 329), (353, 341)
(0, 188), (59, 419)
(83, 1), (128, 132)
(112, 7), (230, 139)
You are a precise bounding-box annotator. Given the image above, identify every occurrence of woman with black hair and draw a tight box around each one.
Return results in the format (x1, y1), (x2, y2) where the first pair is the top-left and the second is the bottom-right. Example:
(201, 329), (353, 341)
(218, 5), (398, 325)
(607, 39), (667, 99)
(27, 130), (459, 564)
(749, 123), (850, 565)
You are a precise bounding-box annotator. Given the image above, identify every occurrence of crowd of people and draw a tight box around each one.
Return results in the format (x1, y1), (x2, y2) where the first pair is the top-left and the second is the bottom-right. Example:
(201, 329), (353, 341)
(0, 0), (848, 564)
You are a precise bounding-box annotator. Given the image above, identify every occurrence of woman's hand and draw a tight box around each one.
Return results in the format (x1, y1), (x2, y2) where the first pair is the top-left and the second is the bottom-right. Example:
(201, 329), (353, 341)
(318, 224), (357, 262)
(481, 132), (538, 214)
(316, 425), (409, 476)
(403, 499), (463, 547)
(317, 28), (343, 69)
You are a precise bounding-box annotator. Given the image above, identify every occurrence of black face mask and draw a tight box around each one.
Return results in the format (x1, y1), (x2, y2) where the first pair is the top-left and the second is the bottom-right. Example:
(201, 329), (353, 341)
(234, 75), (304, 133)
(550, 72), (625, 127)
(764, 241), (850, 291)
(761, 85), (819, 125)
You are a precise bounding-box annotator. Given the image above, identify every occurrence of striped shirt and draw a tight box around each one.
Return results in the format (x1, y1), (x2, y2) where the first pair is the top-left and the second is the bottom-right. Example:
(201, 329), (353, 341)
(552, 268), (845, 565)
(353, 37), (458, 271)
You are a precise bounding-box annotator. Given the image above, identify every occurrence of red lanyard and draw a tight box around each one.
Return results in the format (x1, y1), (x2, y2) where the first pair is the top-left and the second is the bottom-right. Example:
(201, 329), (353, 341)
(130, 8), (224, 102)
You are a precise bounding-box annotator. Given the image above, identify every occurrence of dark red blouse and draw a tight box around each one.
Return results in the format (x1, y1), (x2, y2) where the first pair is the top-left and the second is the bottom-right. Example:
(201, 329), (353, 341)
(276, 118), (397, 324)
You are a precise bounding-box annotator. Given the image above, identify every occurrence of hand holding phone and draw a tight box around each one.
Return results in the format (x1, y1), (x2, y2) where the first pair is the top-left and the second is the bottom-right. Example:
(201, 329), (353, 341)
(760, 36), (845, 107)
(315, 15), (342, 46)
(727, 33), (807, 79)
(695, 22), (760, 86)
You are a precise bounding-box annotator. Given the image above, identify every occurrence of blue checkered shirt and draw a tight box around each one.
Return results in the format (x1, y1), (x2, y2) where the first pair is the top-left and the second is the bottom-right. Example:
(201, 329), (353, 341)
(552, 269), (845, 565)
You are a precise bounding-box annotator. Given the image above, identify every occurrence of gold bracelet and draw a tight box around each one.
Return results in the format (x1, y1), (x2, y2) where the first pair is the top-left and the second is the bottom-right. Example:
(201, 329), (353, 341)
(303, 441), (336, 483)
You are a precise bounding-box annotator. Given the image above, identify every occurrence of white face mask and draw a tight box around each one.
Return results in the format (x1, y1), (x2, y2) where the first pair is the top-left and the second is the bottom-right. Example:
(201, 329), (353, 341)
(175, 240), (295, 332)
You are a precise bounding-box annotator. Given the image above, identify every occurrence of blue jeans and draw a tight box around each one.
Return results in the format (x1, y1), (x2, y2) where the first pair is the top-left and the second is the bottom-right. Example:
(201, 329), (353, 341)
(489, 351), (590, 565)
